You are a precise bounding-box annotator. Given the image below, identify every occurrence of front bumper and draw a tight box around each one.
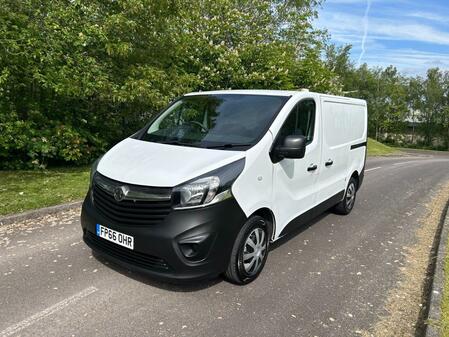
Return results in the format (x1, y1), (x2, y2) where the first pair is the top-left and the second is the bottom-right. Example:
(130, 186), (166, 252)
(81, 191), (247, 282)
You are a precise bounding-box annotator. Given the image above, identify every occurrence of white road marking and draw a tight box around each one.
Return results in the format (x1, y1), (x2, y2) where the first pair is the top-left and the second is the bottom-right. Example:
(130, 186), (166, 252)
(393, 158), (449, 166)
(0, 286), (97, 337)
(393, 160), (422, 166)
(365, 167), (381, 172)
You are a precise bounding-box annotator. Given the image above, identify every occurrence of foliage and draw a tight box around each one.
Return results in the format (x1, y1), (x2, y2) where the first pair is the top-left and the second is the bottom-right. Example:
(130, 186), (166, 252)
(0, 0), (340, 168)
(326, 46), (449, 150)
(412, 69), (449, 147)
(1, 0), (447, 169)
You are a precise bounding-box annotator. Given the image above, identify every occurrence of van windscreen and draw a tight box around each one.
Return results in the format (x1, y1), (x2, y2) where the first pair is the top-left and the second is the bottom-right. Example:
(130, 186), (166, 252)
(141, 94), (289, 149)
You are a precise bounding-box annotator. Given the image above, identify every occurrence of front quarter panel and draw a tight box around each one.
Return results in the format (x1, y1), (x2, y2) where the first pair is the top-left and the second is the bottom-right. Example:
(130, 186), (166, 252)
(231, 132), (274, 223)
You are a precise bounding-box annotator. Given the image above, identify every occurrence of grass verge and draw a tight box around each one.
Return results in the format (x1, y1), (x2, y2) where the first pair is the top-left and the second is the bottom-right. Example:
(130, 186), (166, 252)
(362, 182), (449, 337)
(367, 138), (398, 156)
(441, 231), (449, 336)
(0, 167), (89, 216)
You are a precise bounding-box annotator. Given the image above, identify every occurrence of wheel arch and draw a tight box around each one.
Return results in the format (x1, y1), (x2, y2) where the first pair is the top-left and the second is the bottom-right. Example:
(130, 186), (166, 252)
(251, 208), (276, 241)
(350, 170), (360, 189)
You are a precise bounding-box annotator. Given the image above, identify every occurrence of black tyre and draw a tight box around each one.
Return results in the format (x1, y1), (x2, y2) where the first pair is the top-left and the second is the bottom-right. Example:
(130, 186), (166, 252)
(224, 216), (269, 285)
(334, 177), (357, 215)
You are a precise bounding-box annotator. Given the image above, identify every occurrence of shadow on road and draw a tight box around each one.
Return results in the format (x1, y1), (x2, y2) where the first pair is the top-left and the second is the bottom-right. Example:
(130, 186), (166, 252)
(91, 209), (338, 292)
(92, 251), (223, 292)
(269, 210), (332, 250)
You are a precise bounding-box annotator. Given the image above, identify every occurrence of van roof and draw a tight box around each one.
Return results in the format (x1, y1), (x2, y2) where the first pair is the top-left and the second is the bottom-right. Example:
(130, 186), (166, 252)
(185, 89), (297, 97)
(185, 89), (366, 103)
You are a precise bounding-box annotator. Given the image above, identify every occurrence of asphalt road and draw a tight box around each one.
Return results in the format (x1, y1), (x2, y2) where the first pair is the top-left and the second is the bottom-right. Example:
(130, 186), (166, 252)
(1, 150), (449, 337)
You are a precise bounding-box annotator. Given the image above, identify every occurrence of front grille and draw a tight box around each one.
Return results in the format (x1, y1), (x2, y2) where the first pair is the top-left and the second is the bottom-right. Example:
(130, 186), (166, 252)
(84, 231), (170, 271)
(92, 173), (172, 226)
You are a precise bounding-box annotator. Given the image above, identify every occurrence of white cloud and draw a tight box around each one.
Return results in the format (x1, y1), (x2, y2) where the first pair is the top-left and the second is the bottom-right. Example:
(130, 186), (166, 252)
(317, 2), (449, 75)
(407, 11), (449, 24)
(363, 49), (449, 75)
(319, 12), (449, 45)
(325, 0), (387, 3)
(325, 0), (365, 3)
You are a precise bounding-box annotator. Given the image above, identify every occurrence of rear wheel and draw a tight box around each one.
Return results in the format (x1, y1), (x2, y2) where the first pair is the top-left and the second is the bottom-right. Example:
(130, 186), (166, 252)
(224, 216), (269, 285)
(334, 177), (357, 215)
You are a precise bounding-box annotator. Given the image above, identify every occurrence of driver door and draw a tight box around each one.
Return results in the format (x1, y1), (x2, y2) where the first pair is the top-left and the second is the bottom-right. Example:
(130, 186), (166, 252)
(272, 98), (321, 238)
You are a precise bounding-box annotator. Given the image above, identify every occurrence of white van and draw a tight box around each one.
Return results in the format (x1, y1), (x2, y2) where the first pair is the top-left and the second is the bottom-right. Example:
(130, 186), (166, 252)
(81, 90), (367, 284)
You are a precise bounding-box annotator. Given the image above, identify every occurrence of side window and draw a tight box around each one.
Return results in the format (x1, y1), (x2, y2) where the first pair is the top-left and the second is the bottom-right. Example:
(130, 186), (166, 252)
(277, 99), (315, 145)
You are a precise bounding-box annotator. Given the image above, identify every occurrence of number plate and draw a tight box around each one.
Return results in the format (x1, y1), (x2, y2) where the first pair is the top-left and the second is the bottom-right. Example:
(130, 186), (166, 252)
(96, 224), (134, 250)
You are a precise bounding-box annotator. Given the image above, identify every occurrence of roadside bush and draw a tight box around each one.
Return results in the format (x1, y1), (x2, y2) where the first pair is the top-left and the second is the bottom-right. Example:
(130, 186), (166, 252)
(0, 112), (107, 169)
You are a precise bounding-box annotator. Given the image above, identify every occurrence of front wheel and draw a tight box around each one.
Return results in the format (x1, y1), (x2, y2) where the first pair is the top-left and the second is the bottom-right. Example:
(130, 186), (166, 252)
(224, 216), (269, 285)
(334, 177), (357, 215)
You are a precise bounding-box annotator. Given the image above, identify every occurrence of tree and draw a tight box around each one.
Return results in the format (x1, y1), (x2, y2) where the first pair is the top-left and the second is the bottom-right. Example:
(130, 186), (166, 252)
(418, 69), (445, 146)
(0, 0), (335, 168)
(443, 72), (449, 150)
(324, 44), (353, 93)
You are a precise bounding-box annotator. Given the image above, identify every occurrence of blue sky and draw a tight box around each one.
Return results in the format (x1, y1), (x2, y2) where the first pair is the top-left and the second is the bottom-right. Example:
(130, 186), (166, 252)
(316, 0), (449, 75)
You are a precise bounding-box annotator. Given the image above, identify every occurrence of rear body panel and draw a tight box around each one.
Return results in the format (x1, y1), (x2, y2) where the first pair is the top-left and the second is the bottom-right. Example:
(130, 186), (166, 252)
(317, 96), (367, 203)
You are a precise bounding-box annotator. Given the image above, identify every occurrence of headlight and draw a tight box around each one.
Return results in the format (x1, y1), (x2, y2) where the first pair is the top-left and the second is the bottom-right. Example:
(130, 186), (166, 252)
(89, 156), (103, 188)
(173, 158), (245, 209)
(174, 176), (220, 208)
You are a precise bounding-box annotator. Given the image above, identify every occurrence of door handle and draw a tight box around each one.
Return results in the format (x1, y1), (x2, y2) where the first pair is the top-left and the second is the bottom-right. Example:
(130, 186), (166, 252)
(307, 164), (318, 172)
(325, 159), (333, 167)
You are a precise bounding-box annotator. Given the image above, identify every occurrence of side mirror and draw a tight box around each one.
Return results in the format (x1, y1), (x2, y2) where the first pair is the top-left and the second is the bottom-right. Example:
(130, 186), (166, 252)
(274, 135), (306, 160)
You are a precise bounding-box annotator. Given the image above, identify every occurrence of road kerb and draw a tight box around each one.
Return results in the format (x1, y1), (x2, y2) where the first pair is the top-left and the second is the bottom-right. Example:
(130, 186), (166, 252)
(426, 203), (449, 337)
(0, 201), (82, 226)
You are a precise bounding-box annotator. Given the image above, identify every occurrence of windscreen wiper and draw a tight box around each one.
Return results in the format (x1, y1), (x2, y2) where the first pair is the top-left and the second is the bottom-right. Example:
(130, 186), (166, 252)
(160, 140), (198, 147)
(206, 143), (253, 149)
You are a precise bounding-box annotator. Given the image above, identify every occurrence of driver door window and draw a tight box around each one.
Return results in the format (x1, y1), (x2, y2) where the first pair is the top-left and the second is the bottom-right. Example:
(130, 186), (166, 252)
(277, 99), (316, 144)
